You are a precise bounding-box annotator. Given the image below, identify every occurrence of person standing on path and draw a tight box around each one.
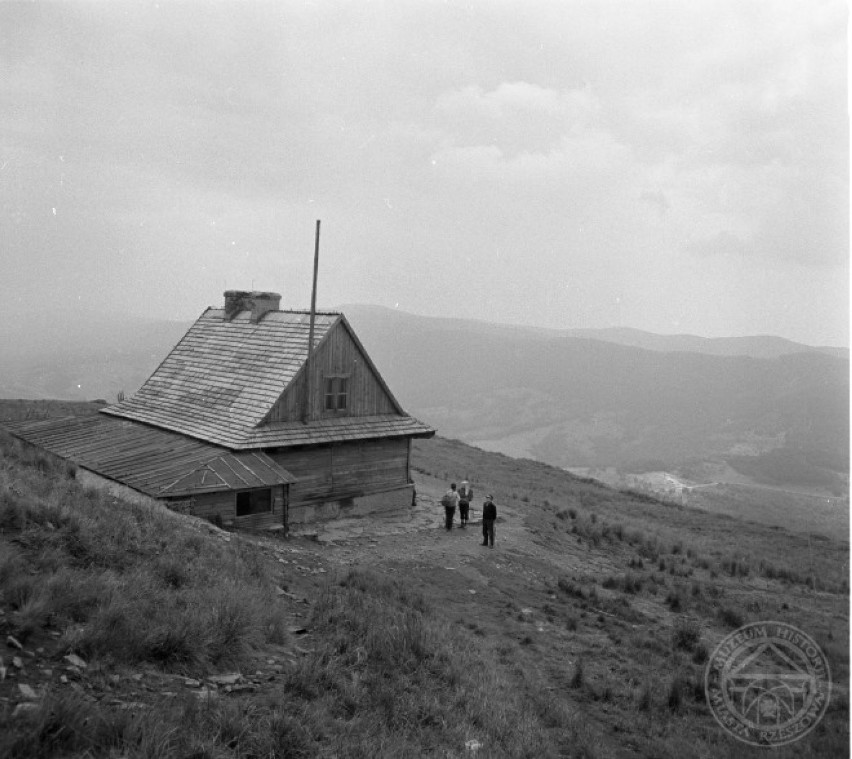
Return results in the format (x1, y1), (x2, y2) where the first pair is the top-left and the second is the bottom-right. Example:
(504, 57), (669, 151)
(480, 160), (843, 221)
(441, 483), (460, 530)
(458, 480), (473, 528)
(481, 494), (497, 547)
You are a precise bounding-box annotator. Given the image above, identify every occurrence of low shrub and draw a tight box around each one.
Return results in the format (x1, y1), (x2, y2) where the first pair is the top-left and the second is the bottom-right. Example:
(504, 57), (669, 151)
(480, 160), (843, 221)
(667, 672), (687, 713)
(602, 573), (643, 595)
(671, 617), (701, 651)
(721, 556), (750, 578)
(636, 680), (653, 711)
(570, 658), (584, 689)
(717, 606), (745, 629)
(691, 642), (709, 665)
(665, 590), (684, 612)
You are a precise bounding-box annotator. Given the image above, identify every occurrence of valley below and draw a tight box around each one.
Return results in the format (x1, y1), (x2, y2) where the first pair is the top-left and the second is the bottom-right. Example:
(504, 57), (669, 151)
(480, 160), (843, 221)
(565, 464), (848, 540)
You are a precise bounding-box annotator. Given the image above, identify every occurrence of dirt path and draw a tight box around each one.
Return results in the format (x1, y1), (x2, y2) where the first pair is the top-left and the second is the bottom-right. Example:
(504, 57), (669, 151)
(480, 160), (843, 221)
(270, 473), (629, 623)
(291, 478), (552, 568)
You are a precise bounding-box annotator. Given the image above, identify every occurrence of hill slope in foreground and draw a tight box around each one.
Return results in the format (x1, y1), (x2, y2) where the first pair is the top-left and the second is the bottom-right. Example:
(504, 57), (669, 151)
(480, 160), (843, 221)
(0, 425), (848, 757)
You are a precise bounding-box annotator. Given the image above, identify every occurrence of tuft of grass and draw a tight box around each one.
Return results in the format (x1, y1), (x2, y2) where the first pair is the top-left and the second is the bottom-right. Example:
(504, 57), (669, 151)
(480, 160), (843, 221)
(717, 606), (745, 629)
(721, 556), (750, 577)
(671, 617), (701, 652)
(602, 572), (641, 595)
(691, 642), (708, 665)
(570, 658), (584, 689)
(667, 672), (686, 713)
(636, 680), (653, 711)
(665, 589), (684, 612)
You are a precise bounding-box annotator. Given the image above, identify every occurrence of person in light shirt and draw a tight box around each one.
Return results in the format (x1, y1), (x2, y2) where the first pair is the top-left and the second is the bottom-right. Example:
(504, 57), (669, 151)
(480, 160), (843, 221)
(441, 482), (460, 530)
(458, 479), (473, 528)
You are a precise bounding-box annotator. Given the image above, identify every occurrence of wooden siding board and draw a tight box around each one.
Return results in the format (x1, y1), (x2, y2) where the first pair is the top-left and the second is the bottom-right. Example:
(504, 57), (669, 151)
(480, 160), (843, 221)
(271, 438), (408, 506)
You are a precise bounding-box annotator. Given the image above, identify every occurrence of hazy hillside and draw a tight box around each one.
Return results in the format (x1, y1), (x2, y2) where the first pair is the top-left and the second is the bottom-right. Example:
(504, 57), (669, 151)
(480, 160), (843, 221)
(558, 326), (848, 359)
(341, 306), (848, 360)
(0, 308), (189, 402)
(343, 306), (849, 484)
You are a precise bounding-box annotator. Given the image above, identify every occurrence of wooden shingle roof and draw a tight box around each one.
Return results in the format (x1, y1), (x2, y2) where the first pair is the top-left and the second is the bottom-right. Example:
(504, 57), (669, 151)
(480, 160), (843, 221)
(102, 307), (433, 448)
(3, 415), (296, 498)
(103, 308), (337, 447)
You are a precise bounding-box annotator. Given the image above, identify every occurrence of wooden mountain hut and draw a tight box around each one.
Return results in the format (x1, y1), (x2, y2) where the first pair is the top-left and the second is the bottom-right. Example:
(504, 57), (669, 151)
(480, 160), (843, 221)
(4, 290), (434, 530)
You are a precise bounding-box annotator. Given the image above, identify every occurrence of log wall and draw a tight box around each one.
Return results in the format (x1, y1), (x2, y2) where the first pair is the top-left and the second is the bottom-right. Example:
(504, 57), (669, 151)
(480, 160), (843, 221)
(270, 438), (410, 506)
(288, 483), (414, 526)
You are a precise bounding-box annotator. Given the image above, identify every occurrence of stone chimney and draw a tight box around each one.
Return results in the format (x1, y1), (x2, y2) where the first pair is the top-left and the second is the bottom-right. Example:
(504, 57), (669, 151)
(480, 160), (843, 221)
(223, 290), (282, 323)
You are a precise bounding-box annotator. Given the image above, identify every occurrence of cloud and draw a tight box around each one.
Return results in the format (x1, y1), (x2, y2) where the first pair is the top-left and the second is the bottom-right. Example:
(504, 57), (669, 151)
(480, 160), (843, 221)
(639, 189), (670, 216)
(433, 81), (598, 156)
(0, 1), (846, 344)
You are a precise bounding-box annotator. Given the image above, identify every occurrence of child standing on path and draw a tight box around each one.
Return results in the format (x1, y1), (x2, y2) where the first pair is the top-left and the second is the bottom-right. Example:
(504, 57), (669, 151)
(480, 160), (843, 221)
(482, 494), (497, 547)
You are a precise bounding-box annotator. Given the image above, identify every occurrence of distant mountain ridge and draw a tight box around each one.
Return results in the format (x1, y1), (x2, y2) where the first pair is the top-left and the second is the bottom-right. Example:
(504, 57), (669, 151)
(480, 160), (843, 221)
(557, 325), (847, 360)
(340, 305), (848, 360)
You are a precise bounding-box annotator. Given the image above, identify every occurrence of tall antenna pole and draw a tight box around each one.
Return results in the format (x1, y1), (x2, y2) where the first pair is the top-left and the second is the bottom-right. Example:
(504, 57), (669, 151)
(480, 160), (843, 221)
(302, 220), (321, 422)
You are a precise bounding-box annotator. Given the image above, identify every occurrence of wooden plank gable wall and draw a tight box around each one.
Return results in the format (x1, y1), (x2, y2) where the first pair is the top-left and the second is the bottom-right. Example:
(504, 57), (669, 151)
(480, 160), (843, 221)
(267, 320), (397, 422)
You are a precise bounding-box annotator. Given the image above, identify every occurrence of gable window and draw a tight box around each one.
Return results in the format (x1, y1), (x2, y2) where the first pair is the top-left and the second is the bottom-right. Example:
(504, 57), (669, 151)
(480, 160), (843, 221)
(324, 376), (348, 412)
(235, 488), (272, 517)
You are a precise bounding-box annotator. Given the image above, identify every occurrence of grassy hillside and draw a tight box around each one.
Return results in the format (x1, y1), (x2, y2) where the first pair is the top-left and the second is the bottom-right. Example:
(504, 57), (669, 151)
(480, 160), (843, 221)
(0, 422), (847, 757)
(0, 431), (556, 757)
(0, 399), (108, 421)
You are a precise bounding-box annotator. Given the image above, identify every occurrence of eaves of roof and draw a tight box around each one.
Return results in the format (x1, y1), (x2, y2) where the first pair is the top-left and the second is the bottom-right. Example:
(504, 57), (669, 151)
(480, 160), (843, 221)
(2, 415), (295, 498)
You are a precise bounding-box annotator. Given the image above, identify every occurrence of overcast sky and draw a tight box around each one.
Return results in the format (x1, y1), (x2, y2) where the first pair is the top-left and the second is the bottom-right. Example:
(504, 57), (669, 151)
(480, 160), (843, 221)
(1, 1), (848, 346)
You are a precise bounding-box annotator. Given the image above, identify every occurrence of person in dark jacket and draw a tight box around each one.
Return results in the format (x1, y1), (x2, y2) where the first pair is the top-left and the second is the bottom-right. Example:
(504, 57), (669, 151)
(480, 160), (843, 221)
(481, 494), (497, 547)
